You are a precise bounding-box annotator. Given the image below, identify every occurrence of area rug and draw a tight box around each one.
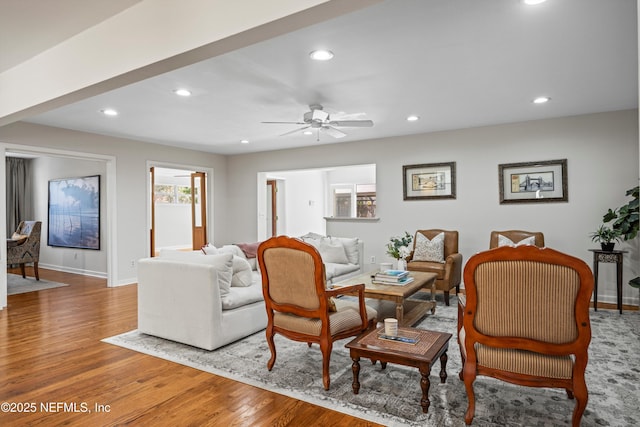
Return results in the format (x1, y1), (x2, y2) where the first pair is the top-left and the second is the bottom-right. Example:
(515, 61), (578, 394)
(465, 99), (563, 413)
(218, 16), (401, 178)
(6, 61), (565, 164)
(103, 297), (640, 426)
(7, 273), (69, 295)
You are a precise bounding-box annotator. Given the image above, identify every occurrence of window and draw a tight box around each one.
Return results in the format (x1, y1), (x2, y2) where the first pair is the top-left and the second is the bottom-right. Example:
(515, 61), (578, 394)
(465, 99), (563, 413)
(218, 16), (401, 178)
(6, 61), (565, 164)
(154, 184), (192, 204)
(332, 183), (376, 218)
(356, 184), (376, 218)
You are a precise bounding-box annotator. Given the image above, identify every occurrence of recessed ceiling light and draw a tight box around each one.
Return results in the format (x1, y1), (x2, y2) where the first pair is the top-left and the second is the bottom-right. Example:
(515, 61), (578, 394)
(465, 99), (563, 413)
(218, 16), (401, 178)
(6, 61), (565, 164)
(533, 96), (551, 104)
(174, 89), (192, 97)
(309, 50), (334, 61)
(240, 139), (249, 144)
(406, 115), (420, 122)
(303, 131), (313, 135)
(100, 108), (118, 116)
(523, 0), (547, 5)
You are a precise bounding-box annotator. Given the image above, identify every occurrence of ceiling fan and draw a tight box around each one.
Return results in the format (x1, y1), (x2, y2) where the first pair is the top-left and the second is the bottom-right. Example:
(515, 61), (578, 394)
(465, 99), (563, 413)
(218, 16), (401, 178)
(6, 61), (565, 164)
(262, 104), (373, 140)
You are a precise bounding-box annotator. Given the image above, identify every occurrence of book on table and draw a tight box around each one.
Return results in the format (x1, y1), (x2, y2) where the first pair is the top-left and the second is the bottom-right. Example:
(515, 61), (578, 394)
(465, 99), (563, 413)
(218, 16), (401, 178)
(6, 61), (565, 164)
(372, 275), (414, 286)
(376, 269), (409, 279)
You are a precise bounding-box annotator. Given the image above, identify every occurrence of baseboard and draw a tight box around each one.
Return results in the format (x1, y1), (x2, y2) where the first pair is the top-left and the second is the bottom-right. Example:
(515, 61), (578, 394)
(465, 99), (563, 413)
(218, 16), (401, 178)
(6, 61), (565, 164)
(38, 263), (106, 279)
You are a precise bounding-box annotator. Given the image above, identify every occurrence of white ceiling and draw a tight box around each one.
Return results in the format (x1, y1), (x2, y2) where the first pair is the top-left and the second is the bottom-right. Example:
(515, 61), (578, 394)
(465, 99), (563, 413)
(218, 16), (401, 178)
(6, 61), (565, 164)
(6, 0), (639, 155)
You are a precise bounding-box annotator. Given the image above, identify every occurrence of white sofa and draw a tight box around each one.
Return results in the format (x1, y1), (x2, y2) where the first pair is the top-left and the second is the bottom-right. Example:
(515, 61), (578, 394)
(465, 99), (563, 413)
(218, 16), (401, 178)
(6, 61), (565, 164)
(137, 251), (267, 351)
(137, 235), (364, 350)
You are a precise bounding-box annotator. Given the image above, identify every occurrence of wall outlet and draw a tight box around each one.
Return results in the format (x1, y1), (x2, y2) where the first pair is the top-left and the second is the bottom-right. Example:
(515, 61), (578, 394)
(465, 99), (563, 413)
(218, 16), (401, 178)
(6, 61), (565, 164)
(370, 256), (376, 263)
(130, 260), (135, 267)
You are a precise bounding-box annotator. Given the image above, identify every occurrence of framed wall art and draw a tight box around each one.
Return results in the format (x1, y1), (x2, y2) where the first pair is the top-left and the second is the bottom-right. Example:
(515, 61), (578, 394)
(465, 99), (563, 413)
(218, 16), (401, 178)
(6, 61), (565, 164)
(498, 159), (567, 204)
(48, 175), (101, 250)
(403, 162), (456, 200)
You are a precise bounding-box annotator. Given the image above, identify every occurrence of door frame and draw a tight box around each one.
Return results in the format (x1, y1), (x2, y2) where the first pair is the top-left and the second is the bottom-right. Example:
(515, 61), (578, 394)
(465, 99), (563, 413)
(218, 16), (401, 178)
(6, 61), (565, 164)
(0, 144), (117, 309)
(146, 161), (213, 256)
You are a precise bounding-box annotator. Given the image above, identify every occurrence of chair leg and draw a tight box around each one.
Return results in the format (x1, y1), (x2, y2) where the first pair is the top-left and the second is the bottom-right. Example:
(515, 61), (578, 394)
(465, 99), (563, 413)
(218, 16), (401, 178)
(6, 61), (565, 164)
(320, 339), (333, 390)
(463, 367), (477, 425)
(20, 263), (26, 278)
(444, 291), (450, 306)
(265, 326), (277, 371)
(34, 262), (40, 281)
(571, 378), (588, 426)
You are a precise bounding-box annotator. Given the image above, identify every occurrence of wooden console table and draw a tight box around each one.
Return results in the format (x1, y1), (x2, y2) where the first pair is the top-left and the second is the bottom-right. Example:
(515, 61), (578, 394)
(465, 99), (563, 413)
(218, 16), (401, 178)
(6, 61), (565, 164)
(588, 249), (627, 314)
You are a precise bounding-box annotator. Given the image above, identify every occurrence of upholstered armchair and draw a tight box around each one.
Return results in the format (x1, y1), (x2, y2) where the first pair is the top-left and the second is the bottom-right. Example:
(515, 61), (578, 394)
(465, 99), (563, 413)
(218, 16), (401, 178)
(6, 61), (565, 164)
(7, 221), (42, 280)
(489, 230), (545, 248)
(406, 229), (462, 305)
(257, 235), (377, 390)
(458, 245), (593, 426)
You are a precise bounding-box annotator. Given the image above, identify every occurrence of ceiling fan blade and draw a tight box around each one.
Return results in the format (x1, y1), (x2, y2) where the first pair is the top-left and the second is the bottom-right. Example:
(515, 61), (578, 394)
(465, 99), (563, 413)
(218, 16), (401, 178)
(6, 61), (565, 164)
(262, 121), (306, 125)
(328, 120), (373, 128)
(322, 126), (347, 139)
(280, 125), (310, 136)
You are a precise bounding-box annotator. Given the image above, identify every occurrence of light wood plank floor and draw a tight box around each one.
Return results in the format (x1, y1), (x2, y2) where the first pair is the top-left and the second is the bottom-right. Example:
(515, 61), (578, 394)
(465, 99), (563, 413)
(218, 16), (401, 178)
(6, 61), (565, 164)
(1, 268), (382, 427)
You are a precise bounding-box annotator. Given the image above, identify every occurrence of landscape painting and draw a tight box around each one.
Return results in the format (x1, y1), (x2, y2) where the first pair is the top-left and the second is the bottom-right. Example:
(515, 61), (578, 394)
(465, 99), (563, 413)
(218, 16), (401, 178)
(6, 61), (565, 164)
(48, 175), (100, 250)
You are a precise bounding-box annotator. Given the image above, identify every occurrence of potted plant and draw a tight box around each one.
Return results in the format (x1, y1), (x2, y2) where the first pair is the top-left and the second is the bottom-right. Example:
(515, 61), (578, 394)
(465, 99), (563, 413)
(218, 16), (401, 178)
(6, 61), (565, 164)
(603, 185), (639, 241)
(603, 185), (639, 287)
(386, 232), (413, 270)
(589, 224), (622, 252)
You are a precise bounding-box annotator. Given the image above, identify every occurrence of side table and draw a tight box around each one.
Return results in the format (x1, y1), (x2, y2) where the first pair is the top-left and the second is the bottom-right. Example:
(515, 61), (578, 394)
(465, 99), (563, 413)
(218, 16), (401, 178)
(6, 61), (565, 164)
(588, 249), (627, 314)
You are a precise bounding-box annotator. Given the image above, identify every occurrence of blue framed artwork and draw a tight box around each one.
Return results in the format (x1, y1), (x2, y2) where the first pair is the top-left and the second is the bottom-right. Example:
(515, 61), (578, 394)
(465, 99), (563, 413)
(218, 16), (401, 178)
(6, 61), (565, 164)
(48, 175), (101, 250)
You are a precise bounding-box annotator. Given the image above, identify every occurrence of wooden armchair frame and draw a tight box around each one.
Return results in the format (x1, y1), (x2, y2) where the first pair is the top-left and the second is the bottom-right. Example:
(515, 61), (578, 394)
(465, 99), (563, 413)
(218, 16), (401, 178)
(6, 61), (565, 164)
(258, 235), (374, 390)
(458, 245), (593, 426)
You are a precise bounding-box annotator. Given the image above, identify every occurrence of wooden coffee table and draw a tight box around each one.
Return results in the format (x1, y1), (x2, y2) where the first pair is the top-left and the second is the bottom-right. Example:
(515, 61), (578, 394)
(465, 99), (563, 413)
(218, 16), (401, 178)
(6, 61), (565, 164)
(345, 326), (452, 413)
(334, 271), (437, 326)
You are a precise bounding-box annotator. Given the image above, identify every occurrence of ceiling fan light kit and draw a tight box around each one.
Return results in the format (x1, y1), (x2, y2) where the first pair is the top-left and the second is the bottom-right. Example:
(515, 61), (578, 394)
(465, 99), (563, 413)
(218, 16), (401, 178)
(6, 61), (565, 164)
(262, 104), (373, 141)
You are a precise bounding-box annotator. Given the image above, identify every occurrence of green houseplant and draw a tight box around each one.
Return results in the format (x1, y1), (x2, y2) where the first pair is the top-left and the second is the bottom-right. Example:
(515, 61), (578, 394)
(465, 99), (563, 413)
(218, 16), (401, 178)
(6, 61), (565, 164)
(589, 224), (622, 252)
(602, 185), (639, 286)
(603, 185), (639, 241)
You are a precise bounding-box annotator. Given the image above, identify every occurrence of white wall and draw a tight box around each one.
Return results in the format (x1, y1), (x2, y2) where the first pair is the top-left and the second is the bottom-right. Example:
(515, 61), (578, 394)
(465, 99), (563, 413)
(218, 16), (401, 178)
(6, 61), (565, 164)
(32, 156), (107, 276)
(266, 169), (326, 237)
(227, 110), (639, 306)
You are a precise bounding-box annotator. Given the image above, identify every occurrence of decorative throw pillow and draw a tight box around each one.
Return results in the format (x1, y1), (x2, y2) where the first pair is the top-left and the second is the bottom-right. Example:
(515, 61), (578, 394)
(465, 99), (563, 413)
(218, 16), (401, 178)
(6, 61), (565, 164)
(201, 243), (218, 255)
(236, 242), (260, 258)
(413, 232), (445, 263)
(231, 255), (253, 287)
(498, 234), (536, 247)
(318, 238), (349, 264)
(327, 297), (337, 312)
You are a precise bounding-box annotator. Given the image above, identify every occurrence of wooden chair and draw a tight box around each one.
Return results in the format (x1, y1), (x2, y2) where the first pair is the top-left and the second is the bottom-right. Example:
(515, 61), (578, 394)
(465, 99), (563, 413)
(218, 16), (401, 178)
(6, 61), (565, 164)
(489, 230), (544, 248)
(257, 235), (377, 390)
(7, 221), (42, 280)
(406, 229), (462, 305)
(458, 245), (593, 426)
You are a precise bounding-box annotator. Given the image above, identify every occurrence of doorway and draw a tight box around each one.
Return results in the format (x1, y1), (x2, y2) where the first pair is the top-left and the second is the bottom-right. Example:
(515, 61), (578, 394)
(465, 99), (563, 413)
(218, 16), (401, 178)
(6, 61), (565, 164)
(149, 165), (210, 256)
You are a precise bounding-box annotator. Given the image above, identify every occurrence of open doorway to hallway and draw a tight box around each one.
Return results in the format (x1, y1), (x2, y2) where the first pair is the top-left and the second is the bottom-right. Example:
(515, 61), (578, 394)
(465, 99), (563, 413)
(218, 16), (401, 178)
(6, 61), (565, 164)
(150, 166), (209, 256)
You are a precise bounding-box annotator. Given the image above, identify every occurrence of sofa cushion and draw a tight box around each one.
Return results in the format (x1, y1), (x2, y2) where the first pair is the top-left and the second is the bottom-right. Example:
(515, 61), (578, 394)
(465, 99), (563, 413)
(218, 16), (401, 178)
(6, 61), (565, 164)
(498, 234), (536, 247)
(221, 283), (264, 310)
(158, 250), (233, 294)
(331, 237), (359, 265)
(325, 262), (359, 280)
(231, 255), (254, 287)
(413, 232), (445, 263)
(318, 238), (349, 264)
(406, 260), (446, 279)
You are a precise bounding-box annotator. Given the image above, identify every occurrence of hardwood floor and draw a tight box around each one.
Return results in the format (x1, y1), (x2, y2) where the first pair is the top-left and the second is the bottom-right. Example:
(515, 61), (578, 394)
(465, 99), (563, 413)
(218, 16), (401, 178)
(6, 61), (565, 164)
(1, 268), (382, 427)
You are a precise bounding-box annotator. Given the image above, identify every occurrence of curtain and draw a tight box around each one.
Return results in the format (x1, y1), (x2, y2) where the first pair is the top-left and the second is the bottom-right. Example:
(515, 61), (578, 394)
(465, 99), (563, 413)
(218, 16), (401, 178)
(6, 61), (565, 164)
(6, 157), (34, 235)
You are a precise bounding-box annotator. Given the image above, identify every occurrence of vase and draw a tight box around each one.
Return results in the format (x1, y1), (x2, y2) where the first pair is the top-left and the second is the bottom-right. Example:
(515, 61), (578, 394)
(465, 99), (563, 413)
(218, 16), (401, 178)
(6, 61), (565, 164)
(397, 259), (406, 271)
